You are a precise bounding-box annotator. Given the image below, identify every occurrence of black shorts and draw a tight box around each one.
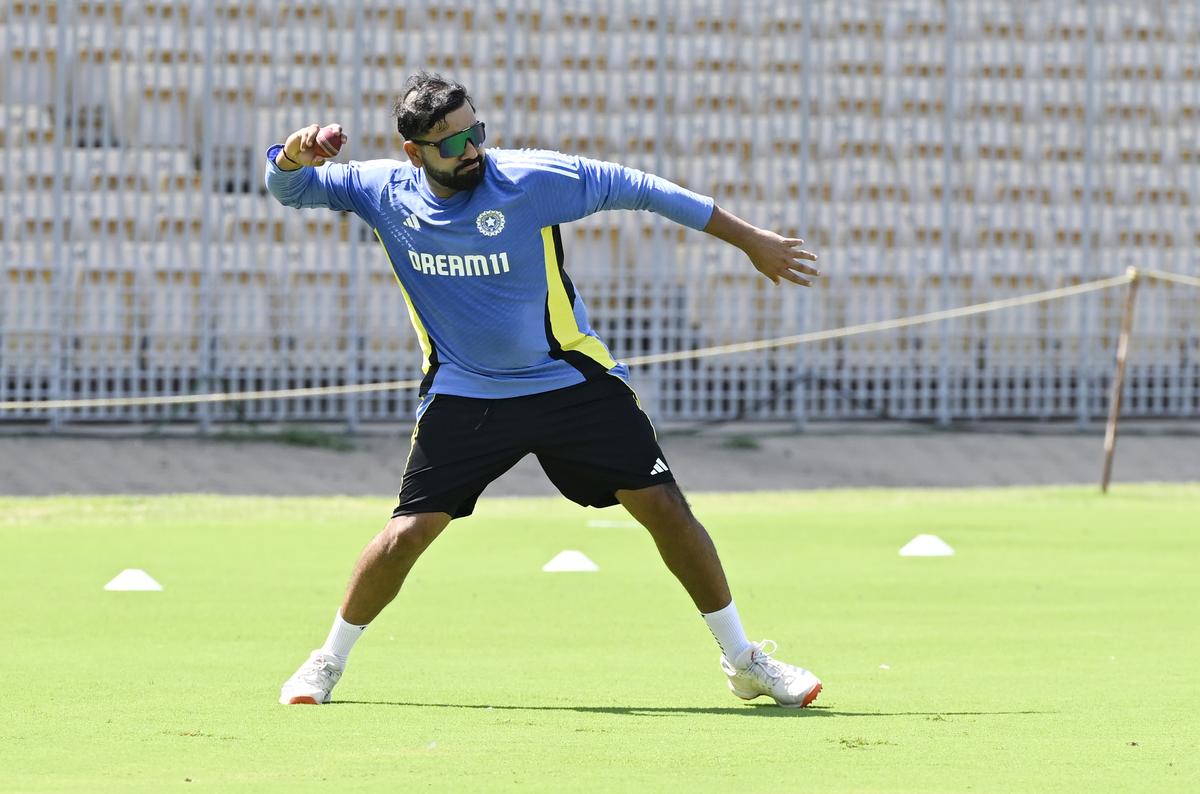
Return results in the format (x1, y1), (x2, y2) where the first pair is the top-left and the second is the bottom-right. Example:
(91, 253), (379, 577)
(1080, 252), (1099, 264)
(393, 376), (674, 519)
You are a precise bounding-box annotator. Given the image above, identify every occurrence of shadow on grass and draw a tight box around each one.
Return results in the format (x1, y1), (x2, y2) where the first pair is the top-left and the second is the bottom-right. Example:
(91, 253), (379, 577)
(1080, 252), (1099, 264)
(332, 701), (1051, 718)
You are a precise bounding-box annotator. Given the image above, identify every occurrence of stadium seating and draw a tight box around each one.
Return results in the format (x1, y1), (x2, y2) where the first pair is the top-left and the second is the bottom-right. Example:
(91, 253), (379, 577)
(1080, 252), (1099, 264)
(70, 258), (139, 370)
(213, 255), (279, 369)
(3, 0), (1199, 420)
(1, 250), (59, 367)
(141, 256), (205, 369)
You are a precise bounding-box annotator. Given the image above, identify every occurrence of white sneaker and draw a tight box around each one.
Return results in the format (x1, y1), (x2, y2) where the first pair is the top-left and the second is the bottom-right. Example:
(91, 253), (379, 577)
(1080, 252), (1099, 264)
(721, 640), (822, 708)
(279, 651), (344, 705)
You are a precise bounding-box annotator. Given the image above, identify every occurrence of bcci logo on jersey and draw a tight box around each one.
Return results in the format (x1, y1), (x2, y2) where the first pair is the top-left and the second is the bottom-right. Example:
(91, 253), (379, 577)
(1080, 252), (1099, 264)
(476, 210), (505, 236)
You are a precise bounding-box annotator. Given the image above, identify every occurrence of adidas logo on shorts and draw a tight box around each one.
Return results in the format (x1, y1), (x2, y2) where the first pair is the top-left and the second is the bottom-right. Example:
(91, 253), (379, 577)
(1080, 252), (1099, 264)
(650, 457), (670, 475)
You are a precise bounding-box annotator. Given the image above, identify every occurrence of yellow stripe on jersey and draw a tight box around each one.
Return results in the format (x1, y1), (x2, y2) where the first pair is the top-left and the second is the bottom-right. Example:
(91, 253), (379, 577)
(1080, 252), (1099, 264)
(541, 226), (618, 370)
(606, 372), (658, 439)
(374, 229), (433, 373)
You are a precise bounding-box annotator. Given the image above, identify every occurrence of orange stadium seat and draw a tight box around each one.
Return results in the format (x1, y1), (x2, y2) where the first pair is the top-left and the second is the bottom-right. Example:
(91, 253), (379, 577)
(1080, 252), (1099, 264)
(78, 149), (149, 192)
(152, 192), (203, 241)
(359, 266), (422, 368)
(74, 192), (148, 241)
(70, 257), (139, 369)
(765, 1), (805, 34)
(763, 34), (804, 78)
(356, 28), (407, 70)
(136, 1), (202, 26)
(305, 210), (354, 245)
(213, 0), (258, 26)
(265, 0), (336, 30)
(687, 271), (772, 347)
(6, 145), (65, 192)
(0, 104), (54, 149)
(2, 26), (59, 106)
(141, 261), (205, 369)
(212, 22), (271, 67)
(106, 64), (195, 148)
(213, 253), (281, 369)
(362, 1), (410, 31)
(840, 270), (916, 359)
(131, 149), (193, 191)
(219, 206), (284, 245)
(417, 0), (480, 30)
(564, 223), (621, 278)
(1, 252), (58, 366)
(9, 191), (66, 240)
(281, 263), (351, 369)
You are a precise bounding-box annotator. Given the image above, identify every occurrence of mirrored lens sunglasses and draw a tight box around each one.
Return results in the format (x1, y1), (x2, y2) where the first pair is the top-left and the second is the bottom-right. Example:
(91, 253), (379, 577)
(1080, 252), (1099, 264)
(410, 121), (486, 158)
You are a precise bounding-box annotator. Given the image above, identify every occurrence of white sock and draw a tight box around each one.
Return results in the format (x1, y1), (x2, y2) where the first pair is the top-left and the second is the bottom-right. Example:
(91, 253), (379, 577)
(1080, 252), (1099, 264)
(702, 600), (752, 662)
(319, 612), (368, 662)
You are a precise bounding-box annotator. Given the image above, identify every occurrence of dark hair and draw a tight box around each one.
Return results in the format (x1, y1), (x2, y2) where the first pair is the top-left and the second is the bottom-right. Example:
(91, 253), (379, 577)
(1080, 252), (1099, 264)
(393, 71), (474, 140)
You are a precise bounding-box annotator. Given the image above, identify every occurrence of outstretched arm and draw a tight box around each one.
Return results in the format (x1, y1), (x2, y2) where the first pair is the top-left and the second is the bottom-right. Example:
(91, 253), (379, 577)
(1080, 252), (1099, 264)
(703, 206), (821, 287)
(519, 153), (819, 285)
(265, 123), (369, 215)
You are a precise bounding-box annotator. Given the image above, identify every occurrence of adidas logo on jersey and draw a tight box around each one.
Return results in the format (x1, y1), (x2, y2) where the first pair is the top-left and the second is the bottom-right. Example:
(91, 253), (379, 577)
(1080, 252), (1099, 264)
(650, 457), (670, 475)
(403, 214), (421, 230)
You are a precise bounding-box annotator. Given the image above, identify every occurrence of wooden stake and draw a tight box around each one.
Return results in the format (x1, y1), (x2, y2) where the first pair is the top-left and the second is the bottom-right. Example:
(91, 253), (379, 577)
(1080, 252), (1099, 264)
(1101, 267), (1141, 493)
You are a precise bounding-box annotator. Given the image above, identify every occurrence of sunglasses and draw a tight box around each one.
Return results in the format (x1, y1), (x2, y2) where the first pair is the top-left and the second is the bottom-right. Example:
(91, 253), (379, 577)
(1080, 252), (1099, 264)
(409, 121), (486, 158)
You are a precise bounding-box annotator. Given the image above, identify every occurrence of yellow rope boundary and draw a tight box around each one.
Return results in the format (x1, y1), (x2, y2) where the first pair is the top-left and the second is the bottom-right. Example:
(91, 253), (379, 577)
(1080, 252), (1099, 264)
(1139, 268), (1200, 290)
(625, 271), (1133, 366)
(1, 267), (1193, 412)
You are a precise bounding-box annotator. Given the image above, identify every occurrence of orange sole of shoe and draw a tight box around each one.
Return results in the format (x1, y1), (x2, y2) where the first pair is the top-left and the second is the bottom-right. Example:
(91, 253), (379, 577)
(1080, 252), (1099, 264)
(287, 696), (320, 705)
(778, 683), (823, 709)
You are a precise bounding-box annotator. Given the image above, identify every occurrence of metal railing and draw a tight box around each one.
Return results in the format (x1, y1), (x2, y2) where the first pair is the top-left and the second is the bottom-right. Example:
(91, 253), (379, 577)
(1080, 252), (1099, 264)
(2, 0), (1198, 428)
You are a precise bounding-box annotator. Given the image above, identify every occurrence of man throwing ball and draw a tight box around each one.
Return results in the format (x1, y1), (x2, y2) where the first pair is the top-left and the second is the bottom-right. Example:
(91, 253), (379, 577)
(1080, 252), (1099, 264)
(266, 72), (823, 708)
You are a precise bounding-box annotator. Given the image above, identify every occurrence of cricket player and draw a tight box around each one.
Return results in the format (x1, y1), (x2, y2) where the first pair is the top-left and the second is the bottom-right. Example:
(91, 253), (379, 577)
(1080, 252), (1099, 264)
(267, 72), (823, 707)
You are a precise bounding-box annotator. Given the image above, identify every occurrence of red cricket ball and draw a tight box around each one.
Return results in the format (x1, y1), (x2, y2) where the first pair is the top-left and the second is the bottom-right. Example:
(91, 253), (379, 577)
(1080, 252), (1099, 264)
(315, 125), (343, 158)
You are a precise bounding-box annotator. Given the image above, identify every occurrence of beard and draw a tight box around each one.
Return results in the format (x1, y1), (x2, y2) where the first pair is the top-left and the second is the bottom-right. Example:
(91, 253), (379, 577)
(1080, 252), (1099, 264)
(425, 154), (485, 192)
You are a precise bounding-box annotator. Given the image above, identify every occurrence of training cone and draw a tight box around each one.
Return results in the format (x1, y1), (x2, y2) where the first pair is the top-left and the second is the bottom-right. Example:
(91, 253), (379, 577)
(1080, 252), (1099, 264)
(899, 535), (955, 557)
(542, 550), (599, 572)
(104, 568), (163, 591)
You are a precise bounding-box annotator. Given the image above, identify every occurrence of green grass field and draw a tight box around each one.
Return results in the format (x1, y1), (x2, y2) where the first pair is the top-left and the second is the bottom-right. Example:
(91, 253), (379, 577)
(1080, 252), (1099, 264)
(3, 485), (1198, 792)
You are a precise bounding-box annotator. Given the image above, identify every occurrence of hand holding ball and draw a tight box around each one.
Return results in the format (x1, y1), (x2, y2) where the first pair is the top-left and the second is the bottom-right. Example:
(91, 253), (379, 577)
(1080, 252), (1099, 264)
(281, 123), (348, 168)
(315, 125), (344, 159)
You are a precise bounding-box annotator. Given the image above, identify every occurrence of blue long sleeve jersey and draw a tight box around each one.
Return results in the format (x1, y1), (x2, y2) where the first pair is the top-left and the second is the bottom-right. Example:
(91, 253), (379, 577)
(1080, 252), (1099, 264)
(265, 146), (715, 403)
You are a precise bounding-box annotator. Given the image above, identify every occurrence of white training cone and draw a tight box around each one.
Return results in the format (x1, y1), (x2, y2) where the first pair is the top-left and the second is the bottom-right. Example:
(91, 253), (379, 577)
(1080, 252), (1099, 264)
(542, 550), (599, 572)
(104, 569), (163, 591)
(899, 535), (955, 557)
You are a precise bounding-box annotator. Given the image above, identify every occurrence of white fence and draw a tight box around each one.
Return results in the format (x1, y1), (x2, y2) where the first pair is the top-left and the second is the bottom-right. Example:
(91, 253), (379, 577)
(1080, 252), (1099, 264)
(2, 0), (1198, 427)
